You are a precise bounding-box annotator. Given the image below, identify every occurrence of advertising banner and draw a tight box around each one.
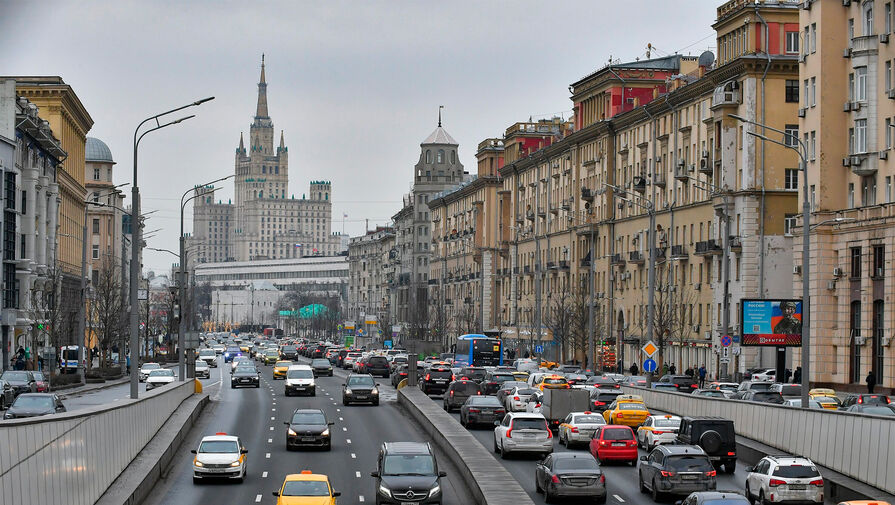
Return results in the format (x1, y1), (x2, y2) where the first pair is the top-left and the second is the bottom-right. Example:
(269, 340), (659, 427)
(740, 299), (803, 346)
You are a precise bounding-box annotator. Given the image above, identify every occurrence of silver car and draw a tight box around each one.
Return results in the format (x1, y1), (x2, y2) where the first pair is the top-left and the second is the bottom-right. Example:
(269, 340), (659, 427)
(493, 412), (553, 458)
(535, 452), (606, 503)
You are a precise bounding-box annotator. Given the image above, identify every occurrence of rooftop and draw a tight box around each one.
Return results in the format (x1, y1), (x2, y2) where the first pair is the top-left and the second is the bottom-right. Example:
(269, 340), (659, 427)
(86, 137), (114, 163)
(422, 126), (458, 146)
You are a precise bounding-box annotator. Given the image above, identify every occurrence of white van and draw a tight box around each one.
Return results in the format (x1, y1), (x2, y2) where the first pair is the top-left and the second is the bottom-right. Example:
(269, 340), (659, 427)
(284, 364), (315, 396)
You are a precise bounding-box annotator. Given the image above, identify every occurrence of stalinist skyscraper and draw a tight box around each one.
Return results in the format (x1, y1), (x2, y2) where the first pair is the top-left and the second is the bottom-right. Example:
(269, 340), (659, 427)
(188, 56), (340, 266)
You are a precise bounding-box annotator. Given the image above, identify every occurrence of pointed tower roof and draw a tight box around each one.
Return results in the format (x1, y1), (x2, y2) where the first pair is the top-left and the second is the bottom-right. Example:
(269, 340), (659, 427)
(238, 132), (245, 152)
(279, 130), (285, 149)
(255, 54), (269, 119)
(422, 126), (458, 146)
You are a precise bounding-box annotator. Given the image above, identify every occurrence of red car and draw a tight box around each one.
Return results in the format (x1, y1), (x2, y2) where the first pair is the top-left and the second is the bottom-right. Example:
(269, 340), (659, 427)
(589, 425), (637, 465)
(32, 372), (49, 392)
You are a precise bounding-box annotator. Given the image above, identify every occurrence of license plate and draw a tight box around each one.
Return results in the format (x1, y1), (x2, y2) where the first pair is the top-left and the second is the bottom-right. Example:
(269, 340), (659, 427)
(435, 379), (447, 383)
(301, 437), (316, 442)
(612, 442), (625, 447)
(356, 395), (368, 400)
(240, 379), (250, 383)
(789, 485), (806, 490)
(681, 474), (697, 480)
(400, 502), (418, 505)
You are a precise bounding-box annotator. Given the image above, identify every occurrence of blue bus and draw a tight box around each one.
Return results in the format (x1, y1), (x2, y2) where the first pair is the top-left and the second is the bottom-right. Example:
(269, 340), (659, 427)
(454, 334), (503, 367)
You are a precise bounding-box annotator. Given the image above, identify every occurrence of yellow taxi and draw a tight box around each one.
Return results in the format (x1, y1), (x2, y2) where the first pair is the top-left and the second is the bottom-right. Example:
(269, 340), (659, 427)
(602, 394), (649, 427)
(538, 374), (571, 391)
(272, 471), (340, 505)
(809, 388), (842, 410)
(273, 360), (293, 380)
(511, 371), (530, 382)
(540, 360), (560, 370)
(239, 344), (251, 353)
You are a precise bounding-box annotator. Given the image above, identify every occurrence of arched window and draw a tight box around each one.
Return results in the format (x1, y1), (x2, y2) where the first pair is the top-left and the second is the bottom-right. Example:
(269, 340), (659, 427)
(451, 150), (456, 164)
(259, 190), (263, 198)
(437, 149), (444, 163)
(262, 166), (266, 174)
(275, 166), (279, 174)
(426, 150), (431, 163)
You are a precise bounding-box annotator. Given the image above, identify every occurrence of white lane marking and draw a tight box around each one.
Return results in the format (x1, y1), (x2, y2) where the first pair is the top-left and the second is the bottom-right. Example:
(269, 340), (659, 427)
(268, 438), (272, 443)
(270, 416), (275, 420)
(614, 495), (625, 503)
(255, 494), (262, 502)
(265, 452), (271, 459)
(271, 408), (276, 411)
(272, 402), (276, 405)
(339, 417), (344, 421)
(336, 408), (341, 412)
(269, 426), (274, 431)
(262, 471), (268, 478)
(355, 471), (361, 478)
(342, 427), (347, 432)
(351, 453), (356, 459)
(358, 495), (364, 502)
(113, 398), (119, 401)
(332, 402), (337, 405)
(346, 439), (352, 444)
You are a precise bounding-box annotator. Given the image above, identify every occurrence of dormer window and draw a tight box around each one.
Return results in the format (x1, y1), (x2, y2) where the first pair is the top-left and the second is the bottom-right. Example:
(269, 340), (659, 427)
(437, 149), (445, 163)
(426, 150), (431, 163)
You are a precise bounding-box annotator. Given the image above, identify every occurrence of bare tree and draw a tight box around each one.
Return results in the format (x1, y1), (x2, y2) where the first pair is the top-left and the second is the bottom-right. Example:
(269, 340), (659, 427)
(543, 290), (574, 363)
(427, 294), (451, 351)
(87, 257), (125, 369)
(28, 267), (70, 376)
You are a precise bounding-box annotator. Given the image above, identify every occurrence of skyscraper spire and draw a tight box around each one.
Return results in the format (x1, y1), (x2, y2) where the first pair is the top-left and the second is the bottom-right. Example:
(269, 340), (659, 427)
(279, 129), (285, 150)
(255, 54), (269, 119)
(239, 132), (245, 152)
(438, 105), (443, 127)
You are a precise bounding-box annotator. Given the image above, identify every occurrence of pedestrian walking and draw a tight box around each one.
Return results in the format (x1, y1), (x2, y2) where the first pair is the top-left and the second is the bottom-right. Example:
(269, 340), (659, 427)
(866, 370), (877, 393)
(784, 368), (792, 383)
(629, 362), (639, 376)
(698, 365), (707, 388)
(669, 364), (677, 375)
(793, 366), (802, 384)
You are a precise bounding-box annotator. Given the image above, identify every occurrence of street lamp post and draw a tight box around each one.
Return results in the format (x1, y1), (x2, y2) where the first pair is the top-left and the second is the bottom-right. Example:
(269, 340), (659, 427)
(729, 113), (810, 409)
(130, 96), (214, 400)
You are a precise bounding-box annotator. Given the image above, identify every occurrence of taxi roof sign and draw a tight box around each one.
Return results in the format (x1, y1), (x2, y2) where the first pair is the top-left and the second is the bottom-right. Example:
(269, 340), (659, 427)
(616, 394), (644, 402)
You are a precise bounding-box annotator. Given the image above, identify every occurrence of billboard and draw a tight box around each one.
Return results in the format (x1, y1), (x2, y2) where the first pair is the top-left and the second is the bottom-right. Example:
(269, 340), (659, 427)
(740, 299), (803, 346)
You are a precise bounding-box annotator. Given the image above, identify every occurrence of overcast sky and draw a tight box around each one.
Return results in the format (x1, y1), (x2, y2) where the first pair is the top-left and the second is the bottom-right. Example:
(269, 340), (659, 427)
(1, 0), (716, 275)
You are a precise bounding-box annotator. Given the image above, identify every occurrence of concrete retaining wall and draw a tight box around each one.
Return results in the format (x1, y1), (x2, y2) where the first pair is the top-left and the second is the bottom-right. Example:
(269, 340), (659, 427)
(398, 386), (534, 505)
(0, 380), (195, 505)
(622, 386), (895, 495)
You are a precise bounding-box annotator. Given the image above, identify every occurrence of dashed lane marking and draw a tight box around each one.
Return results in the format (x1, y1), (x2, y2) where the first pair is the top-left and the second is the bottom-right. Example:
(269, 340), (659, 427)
(336, 408), (341, 412)
(270, 416), (275, 420)
(268, 438), (272, 443)
(342, 427), (347, 432)
(255, 494), (262, 502)
(614, 495), (625, 503)
(346, 439), (352, 444)
(355, 471), (361, 478)
(271, 408), (275, 411)
(269, 426), (274, 431)
(266, 453), (271, 459)
(358, 495), (364, 502)
(351, 453), (356, 459)
(339, 417), (343, 421)
(262, 471), (268, 478)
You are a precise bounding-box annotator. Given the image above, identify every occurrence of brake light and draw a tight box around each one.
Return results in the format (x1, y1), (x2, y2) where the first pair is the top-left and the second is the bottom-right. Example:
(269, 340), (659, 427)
(426, 374), (431, 381)
(809, 479), (824, 487)
(727, 451), (736, 456)
(450, 390), (454, 396)
(551, 475), (561, 484)
(616, 413), (624, 419)
(705, 470), (717, 477)
(571, 427), (579, 433)
(468, 408), (480, 413)
(495, 409), (505, 415)
(535, 403), (541, 408)
(452, 375), (456, 381)
(506, 428), (513, 439)
(653, 431), (665, 435)
(599, 440), (608, 446)
(600, 474), (605, 484)
(660, 471), (676, 477)
(858, 397), (863, 404)
(546, 429), (553, 439)
(769, 479), (786, 487)
(514, 396), (520, 401)
(594, 401), (605, 406)
(477, 391), (481, 395)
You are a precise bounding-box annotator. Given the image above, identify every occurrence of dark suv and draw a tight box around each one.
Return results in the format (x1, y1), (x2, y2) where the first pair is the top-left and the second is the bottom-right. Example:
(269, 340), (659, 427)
(638, 445), (716, 500)
(366, 356), (391, 378)
(443, 379), (481, 412)
(280, 345), (298, 360)
(371, 442), (446, 505)
(419, 366), (453, 396)
(675, 417), (736, 473)
(657, 374), (698, 392)
(457, 366), (487, 383)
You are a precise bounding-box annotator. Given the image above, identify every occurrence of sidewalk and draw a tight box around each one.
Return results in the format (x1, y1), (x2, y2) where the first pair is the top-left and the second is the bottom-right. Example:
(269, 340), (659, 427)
(56, 363), (178, 398)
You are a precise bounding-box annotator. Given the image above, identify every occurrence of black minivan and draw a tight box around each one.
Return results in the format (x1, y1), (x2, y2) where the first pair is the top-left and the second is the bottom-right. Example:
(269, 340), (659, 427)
(371, 442), (446, 505)
(443, 379), (481, 412)
(366, 356), (391, 378)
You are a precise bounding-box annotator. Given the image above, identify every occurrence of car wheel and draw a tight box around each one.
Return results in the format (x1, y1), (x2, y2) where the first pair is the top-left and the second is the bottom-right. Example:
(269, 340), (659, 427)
(596, 493), (607, 504)
(493, 437), (499, 454)
(535, 475), (543, 493)
(373, 400), (379, 406)
(544, 484), (554, 504)
(193, 476), (201, 484)
(745, 484), (752, 504)
(647, 442), (654, 452)
(724, 461), (736, 474)
(230, 384), (235, 389)
(499, 442), (508, 459)
(759, 491), (767, 505)
(651, 478), (661, 501)
(342, 399), (349, 406)
(638, 471), (647, 493)
(443, 402), (448, 411)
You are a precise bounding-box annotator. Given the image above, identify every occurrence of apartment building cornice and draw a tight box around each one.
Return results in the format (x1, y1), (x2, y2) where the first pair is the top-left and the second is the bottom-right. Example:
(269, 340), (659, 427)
(428, 175), (501, 209)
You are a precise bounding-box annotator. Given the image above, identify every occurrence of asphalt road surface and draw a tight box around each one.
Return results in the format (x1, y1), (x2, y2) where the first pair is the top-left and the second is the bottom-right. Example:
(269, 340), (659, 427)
(62, 366), (196, 412)
(142, 355), (473, 505)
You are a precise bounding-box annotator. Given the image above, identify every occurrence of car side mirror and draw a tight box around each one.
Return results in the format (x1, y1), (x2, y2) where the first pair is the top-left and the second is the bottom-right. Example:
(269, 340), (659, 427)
(328, 421), (335, 426)
(370, 471), (380, 478)
(332, 491), (341, 497)
(272, 491), (280, 497)
(343, 383), (347, 386)
(241, 448), (248, 454)
(640, 455), (648, 461)
(439, 471), (447, 477)
(284, 421), (290, 425)
(494, 420), (500, 426)
(190, 449), (197, 454)
(745, 466), (754, 473)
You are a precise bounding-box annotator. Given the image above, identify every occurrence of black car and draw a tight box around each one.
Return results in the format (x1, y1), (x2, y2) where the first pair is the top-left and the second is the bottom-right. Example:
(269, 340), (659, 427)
(479, 372), (516, 395)
(284, 408), (334, 450)
(371, 442), (446, 505)
(564, 373), (588, 387)
(391, 364), (424, 387)
(389, 355), (408, 371)
(585, 375), (620, 390)
(231, 367), (261, 388)
(589, 389), (623, 412)
(459, 395), (505, 428)
(334, 349), (349, 366)
(3, 393), (66, 419)
(343, 374), (380, 405)
(535, 452), (607, 503)
(280, 345), (298, 360)
(310, 358), (334, 377)
(0, 379), (14, 409)
(0, 371), (36, 397)
(457, 366), (487, 383)
(675, 417), (736, 473)
(419, 366), (453, 396)
(741, 390), (785, 404)
(657, 374), (699, 392)
(366, 356), (391, 378)
(839, 393), (891, 409)
(638, 445), (716, 500)
(443, 379), (481, 412)
(312, 345), (326, 359)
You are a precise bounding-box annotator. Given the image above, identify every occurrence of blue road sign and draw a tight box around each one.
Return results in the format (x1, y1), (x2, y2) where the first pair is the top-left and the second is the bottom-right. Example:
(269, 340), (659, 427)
(384, 340), (393, 349)
(643, 358), (657, 373)
(721, 335), (732, 347)
(535, 344), (544, 354)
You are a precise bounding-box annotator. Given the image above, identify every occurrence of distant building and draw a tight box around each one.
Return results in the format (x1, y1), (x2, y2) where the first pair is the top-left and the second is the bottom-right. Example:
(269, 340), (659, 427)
(347, 227), (394, 333)
(85, 137), (126, 284)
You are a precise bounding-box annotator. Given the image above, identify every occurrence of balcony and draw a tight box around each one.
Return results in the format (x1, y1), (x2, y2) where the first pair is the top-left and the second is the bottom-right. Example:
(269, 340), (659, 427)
(581, 187), (595, 201)
(427, 278), (438, 285)
(538, 208), (547, 218)
(523, 265), (531, 274)
(580, 257), (591, 267)
(547, 261), (557, 270)
(628, 251), (644, 264)
(851, 35), (879, 57)
(710, 83), (740, 109)
(632, 176), (646, 194)
(610, 254), (625, 266)
(653, 171), (666, 187)
(515, 215), (524, 224)
(729, 236), (742, 252)
(559, 259), (570, 270)
(698, 155), (713, 175)
(695, 240), (722, 255)
(670, 245), (689, 260)
(848, 154), (876, 177)
(674, 162), (690, 181)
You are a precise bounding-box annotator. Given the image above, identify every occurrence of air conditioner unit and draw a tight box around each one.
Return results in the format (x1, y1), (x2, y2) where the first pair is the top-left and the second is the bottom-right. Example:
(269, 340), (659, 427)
(827, 280), (837, 291)
(798, 108), (806, 118)
(843, 101), (853, 112)
(688, 164), (696, 173)
(704, 331), (712, 340)
(833, 267), (843, 277)
(842, 157), (852, 167)
(700, 158), (709, 170)
(676, 159), (686, 169)
(701, 150), (709, 159)
(597, 292), (605, 299)
(693, 325), (701, 333)
(801, 0), (811, 8)
(799, 54), (807, 63)
(850, 155), (862, 166)
(880, 151), (888, 160)
(843, 47), (852, 58)
(852, 102), (862, 111)
(854, 335), (866, 346)
(888, 88), (895, 99)
(882, 33), (891, 43)
(843, 0), (851, 5)
(793, 265), (802, 275)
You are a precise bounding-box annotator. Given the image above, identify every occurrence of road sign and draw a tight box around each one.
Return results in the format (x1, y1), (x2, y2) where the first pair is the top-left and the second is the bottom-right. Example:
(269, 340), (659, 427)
(642, 340), (658, 357)
(535, 344), (544, 353)
(643, 358), (657, 373)
(384, 340), (392, 349)
(721, 335), (732, 347)
(722, 347), (730, 358)
(720, 357), (731, 364)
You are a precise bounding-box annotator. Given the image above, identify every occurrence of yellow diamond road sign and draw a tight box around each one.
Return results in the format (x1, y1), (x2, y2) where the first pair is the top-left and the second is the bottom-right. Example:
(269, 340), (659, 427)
(642, 341), (658, 357)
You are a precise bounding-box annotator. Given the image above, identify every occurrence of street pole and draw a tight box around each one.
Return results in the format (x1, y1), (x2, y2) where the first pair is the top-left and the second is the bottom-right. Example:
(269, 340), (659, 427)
(645, 205), (656, 385)
(178, 232), (185, 380)
(121, 230), (128, 375)
(77, 204), (88, 383)
(720, 198), (731, 381)
(587, 225), (595, 371)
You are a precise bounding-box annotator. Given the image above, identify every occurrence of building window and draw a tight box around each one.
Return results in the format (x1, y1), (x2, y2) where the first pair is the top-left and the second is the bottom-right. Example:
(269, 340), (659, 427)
(851, 246), (862, 278)
(785, 31), (799, 54)
(851, 300), (862, 383)
(873, 245), (885, 278)
(92, 218), (100, 234)
(856, 67), (868, 101)
(810, 77), (816, 106)
(785, 80), (798, 102)
(810, 131), (816, 160)
(93, 168), (100, 180)
(863, 176), (877, 206)
(888, 119), (893, 149)
(865, 3), (874, 35)
(425, 150), (431, 163)
(888, 3), (893, 33)
(810, 185), (816, 210)
(803, 79), (809, 106)
(855, 119), (867, 153)
(784, 125), (799, 147)
(437, 150), (444, 163)
(848, 182), (855, 208)
(887, 61), (893, 92)
(92, 245), (99, 260)
(887, 176), (892, 202)
(811, 23), (817, 53)
(784, 214), (797, 236)
(849, 18), (855, 44)
(784, 169), (798, 191)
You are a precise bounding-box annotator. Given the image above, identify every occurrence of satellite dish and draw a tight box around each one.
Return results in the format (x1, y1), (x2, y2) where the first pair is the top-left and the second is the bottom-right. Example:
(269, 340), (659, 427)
(698, 51), (716, 69)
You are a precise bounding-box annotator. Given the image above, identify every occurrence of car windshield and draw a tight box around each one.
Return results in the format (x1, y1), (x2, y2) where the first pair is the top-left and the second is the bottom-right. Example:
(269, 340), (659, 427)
(282, 346), (297, 352)
(368, 357), (388, 365)
(225, 347), (240, 353)
(311, 360), (330, 367)
(544, 378), (567, 385)
(265, 351), (279, 356)
(554, 457), (600, 471)
(861, 395), (889, 405)
(703, 500), (751, 505)
(778, 385), (801, 395)
(195, 362), (208, 368)
(287, 369), (313, 379)
(773, 465), (820, 478)
(490, 374), (514, 383)
(753, 392), (783, 402)
(347, 376), (374, 387)
(149, 370), (174, 377)
(666, 455), (713, 472)
(282, 480), (330, 497)
(451, 382), (480, 394)
(382, 454), (435, 475)
(199, 440), (239, 453)
(2, 371), (29, 381)
(516, 388), (538, 396)
(700, 391), (725, 397)
(275, 361), (292, 367)
(626, 376), (647, 383)
(199, 350), (215, 356)
(573, 415), (604, 424)
(654, 418), (680, 428)
(291, 412), (326, 425)
(750, 383), (772, 391)
(32, 372), (45, 381)
(512, 418), (548, 430)
(618, 403), (646, 410)
(234, 368), (256, 375)
(467, 396), (501, 407)
(601, 428), (634, 441)
(141, 364), (161, 370)
(588, 377), (614, 384)
(12, 396), (53, 409)
(596, 392), (622, 401)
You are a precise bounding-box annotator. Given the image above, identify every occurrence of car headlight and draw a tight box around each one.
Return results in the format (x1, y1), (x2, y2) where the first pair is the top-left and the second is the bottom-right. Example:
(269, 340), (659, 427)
(378, 484), (391, 497)
(230, 460), (241, 467)
(194, 460), (204, 467)
(344, 388), (352, 395)
(429, 484), (441, 497)
(287, 428), (297, 436)
(372, 388), (379, 395)
(321, 428), (330, 437)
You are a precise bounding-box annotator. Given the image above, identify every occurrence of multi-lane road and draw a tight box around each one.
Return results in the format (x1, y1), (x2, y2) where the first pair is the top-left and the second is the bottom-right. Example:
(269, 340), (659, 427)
(143, 356), (473, 505)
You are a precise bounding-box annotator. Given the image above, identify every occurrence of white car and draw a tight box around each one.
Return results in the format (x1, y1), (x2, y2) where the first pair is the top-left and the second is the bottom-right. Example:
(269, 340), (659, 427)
(145, 369), (176, 390)
(213, 344), (226, 355)
(636, 414), (681, 451)
(505, 386), (539, 412)
(191, 433), (247, 483)
(558, 411), (606, 447)
(194, 361), (210, 379)
(197, 349), (217, 367)
(139, 362), (161, 382)
(284, 364), (316, 396)
(751, 368), (777, 382)
(745, 456), (824, 504)
(493, 412), (553, 458)
(525, 392), (543, 414)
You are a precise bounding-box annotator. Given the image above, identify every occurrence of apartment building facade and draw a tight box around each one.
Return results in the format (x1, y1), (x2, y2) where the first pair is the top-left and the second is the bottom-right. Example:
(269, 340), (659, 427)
(347, 226), (394, 326)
